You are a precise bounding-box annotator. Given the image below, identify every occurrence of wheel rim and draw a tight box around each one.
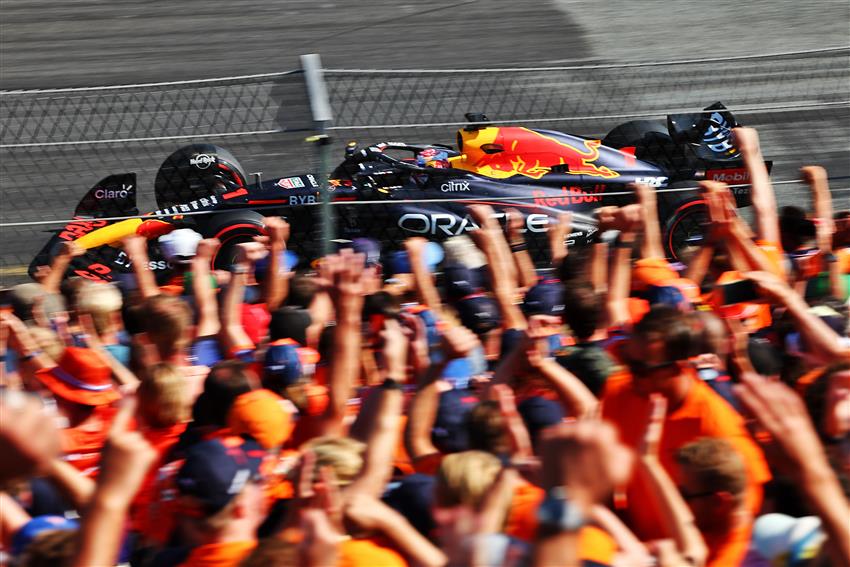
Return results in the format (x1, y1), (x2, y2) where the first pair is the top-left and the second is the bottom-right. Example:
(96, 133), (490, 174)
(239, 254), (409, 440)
(667, 201), (708, 261)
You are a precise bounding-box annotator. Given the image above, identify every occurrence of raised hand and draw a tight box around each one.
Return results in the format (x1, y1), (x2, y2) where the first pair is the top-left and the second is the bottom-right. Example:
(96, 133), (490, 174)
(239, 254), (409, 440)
(194, 237), (220, 261)
(0, 391), (61, 483)
(235, 241), (269, 265)
(264, 216), (291, 246)
(440, 325), (481, 361)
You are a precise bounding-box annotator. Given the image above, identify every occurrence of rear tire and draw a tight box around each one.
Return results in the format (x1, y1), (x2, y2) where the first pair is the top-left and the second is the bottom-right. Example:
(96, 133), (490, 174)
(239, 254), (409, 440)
(199, 211), (266, 271)
(661, 192), (707, 261)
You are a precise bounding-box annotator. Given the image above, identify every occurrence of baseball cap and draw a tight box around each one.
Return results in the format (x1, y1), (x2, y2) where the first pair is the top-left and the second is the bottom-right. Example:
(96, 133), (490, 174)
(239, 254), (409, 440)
(517, 396), (565, 444)
(35, 347), (120, 406)
(263, 341), (303, 388)
(752, 514), (825, 565)
(158, 228), (203, 265)
(227, 389), (293, 449)
(254, 250), (299, 283)
(455, 294), (501, 335)
(11, 515), (79, 556)
(431, 388), (479, 454)
(522, 282), (565, 317)
(443, 263), (483, 301)
(176, 436), (266, 515)
(386, 243), (444, 275)
(643, 284), (691, 311)
(384, 473), (436, 537)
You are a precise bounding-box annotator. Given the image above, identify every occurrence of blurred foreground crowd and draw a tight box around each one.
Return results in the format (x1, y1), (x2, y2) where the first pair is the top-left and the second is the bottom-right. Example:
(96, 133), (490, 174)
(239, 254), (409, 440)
(1, 127), (849, 567)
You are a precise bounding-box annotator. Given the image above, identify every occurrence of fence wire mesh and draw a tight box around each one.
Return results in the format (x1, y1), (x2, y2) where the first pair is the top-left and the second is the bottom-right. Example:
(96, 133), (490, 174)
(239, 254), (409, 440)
(1, 48), (849, 284)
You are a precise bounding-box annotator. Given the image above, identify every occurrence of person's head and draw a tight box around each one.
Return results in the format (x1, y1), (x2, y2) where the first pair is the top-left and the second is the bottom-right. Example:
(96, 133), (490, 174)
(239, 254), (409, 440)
(15, 524), (78, 567)
(192, 360), (256, 428)
(562, 283), (602, 341)
(675, 437), (747, 533)
(467, 400), (511, 457)
(301, 436), (367, 487)
(434, 450), (501, 509)
(9, 283), (66, 323)
(779, 206), (816, 253)
(454, 295), (501, 336)
(517, 396), (565, 453)
(522, 282), (565, 334)
(626, 306), (700, 402)
(34, 347), (120, 410)
(805, 362), (850, 442)
(285, 273), (320, 310)
(142, 295), (192, 359)
(227, 389), (292, 450)
(75, 282), (123, 336)
(138, 362), (189, 429)
(158, 228), (203, 271)
(432, 389), (479, 454)
(268, 306), (312, 346)
(176, 436), (269, 540)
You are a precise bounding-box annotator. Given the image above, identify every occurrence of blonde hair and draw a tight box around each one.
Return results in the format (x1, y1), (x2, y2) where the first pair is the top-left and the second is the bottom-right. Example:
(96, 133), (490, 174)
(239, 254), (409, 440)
(138, 362), (189, 428)
(435, 450), (502, 508)
(302, 436), (367, 486)
(76, 282), (123, 335)
(28, 327), (64, 361)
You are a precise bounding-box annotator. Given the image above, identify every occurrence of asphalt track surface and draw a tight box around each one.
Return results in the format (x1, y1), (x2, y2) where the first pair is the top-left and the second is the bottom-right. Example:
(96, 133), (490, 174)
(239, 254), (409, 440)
(1, 0), (849, 285)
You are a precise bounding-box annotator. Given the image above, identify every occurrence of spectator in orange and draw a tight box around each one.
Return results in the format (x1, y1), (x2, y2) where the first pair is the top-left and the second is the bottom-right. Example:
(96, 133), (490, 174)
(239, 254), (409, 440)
(676, 437), (751, 567)
(602, 306), (771, 541)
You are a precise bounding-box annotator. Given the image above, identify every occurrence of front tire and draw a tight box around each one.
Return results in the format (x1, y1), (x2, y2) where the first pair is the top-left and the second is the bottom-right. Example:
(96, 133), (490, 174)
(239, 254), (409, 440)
(199, 211), (266, 270)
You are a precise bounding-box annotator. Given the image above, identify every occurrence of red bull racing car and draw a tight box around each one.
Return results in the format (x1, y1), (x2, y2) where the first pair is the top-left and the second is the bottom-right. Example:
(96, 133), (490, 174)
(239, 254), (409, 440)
(30, 102), (770, 282)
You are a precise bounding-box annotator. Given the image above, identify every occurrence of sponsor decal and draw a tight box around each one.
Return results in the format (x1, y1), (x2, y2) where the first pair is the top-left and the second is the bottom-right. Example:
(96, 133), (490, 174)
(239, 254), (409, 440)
(706, 168), (749, 183)
(634, 176), (668, 188)
(153, 195), (217, 217)
(189, 154), (215, 169)
(59, 219), (108, 241)
(306, 174), (319, 188)
(277, 177), (305, 189)
(94, 184), (133, 199)
(532, 185), (605, 207)
(289, 195), (317, 206)
(398, 212), (548, 236)
(440, 180), (470, 192)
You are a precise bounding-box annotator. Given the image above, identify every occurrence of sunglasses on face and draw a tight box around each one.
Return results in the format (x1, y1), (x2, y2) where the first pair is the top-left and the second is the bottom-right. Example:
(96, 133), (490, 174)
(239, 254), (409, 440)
(627, 359), (679, 376)
(678, 486), (716, 501)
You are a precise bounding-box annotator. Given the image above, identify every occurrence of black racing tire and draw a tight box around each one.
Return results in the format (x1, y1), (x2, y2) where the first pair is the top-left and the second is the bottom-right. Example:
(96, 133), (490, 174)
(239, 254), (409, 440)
(154, 144), (249, 210)
(602, 120), (669, 149)
(198, 211), (266, 271)
(661, 191), (708, 262)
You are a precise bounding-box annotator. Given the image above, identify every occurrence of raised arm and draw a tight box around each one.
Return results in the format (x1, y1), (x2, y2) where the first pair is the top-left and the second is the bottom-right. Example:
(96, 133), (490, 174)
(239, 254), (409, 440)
(318, 251), (365, 437)
(262, 217), (292, 311)
(745, 270), (849, 361)
(469, 205), (527, 331)
(192, 238), (221, 338)
(604, 205), (642, 327)
(638, 395), (708, 567)
(735, 127), (780, 245)
(547, 212), (572, 269)
(346, 320), (407, 498)
(506, 208), (539, 290)
(122, 235), (160, 300)
(41, 241), (84, 294)
(736, 373), (850, 566)
(634, 182), (665, 260)
(404, 326), (479, 461)
(404, 237), (443, 312)
(802, 166), (843, 300)
(219, 241), (267, 355)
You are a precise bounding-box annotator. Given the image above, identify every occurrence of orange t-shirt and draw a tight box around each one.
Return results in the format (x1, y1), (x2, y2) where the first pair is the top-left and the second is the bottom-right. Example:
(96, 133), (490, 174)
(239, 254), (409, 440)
(177, 541), (257, 567)
(705, 521), (752, 567)
(755, 240), (786, 278)
(131, 422), (187, 531)
(504, 481), (544, 542)
(60, 404), (118, 476)
(602, 371), (771, 541)
(338, 538), (407, 567)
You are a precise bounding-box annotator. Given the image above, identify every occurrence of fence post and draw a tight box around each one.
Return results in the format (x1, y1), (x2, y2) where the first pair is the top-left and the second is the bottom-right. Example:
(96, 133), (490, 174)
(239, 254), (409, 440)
(301, 53), (335, 258)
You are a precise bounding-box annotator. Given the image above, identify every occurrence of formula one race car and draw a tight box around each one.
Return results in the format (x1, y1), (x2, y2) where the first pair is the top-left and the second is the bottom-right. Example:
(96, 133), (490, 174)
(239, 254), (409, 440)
(30, 103), (770, 283)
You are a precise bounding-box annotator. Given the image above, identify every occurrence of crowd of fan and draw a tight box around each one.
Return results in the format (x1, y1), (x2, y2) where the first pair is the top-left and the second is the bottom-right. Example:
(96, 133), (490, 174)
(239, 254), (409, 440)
(1, 127), (849, 567)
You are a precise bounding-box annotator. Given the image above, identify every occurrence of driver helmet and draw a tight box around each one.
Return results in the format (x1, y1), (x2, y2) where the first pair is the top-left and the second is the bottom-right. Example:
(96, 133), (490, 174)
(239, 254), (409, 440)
(416, 148), (450, 169)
